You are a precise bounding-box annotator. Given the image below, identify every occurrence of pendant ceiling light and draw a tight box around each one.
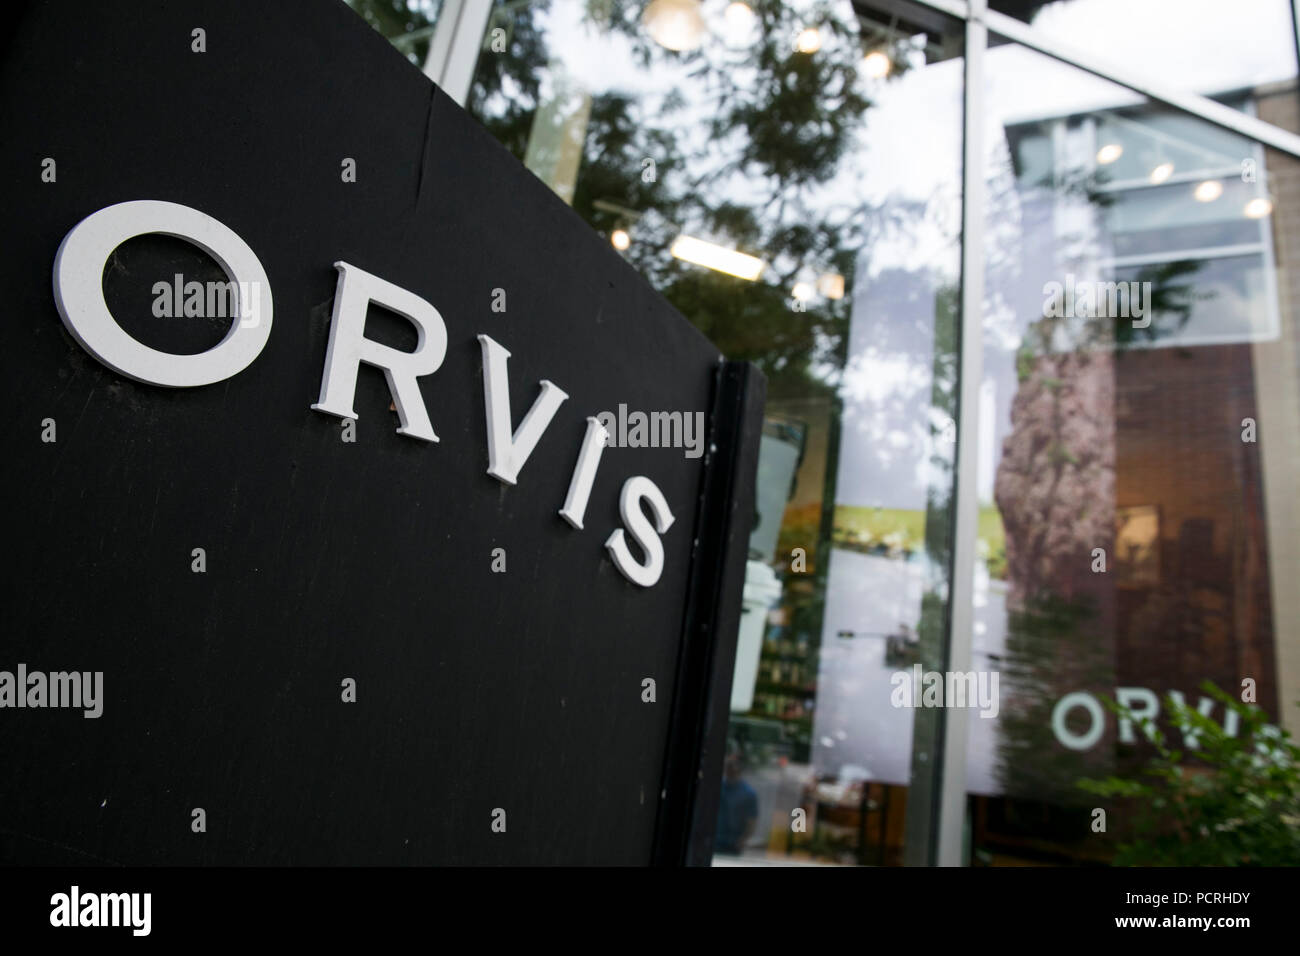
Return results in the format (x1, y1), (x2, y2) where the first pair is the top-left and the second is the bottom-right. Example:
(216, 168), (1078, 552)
(642, 0), (707, 51)
(862, 49), (892, 78)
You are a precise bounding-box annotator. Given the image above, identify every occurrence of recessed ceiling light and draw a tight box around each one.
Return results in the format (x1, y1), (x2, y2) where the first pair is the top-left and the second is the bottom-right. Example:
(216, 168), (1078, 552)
(724, 2), (755, 30)
(1244, 197), (1273, 219)
(862, 50), (892, 78)
(1149, 162), (1174, 184)
(1096, 143), (1123, 165)
(817, 273), (845, 299)
(794, 27), (821, 54)
(1194, 180), (1224, 202)
(642, 0), (707, 52)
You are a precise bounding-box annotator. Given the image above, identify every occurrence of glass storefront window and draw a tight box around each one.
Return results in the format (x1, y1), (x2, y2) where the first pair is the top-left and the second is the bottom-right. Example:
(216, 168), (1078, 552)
(392, 0), (1300, 865)
(968, 41), (1300, 865)
(464, 0), (967, 865)
(346, 0), (446, 66)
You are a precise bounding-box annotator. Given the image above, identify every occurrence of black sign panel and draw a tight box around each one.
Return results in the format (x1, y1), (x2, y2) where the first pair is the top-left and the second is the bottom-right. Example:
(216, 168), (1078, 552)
(0, 0), (762, 864)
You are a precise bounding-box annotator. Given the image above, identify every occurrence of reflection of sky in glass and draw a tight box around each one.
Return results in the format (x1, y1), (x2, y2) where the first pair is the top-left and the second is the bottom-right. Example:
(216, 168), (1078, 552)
(496, 0), (959, 253)
(977, 22), (1285, 497)
(815, 2), (1296, 793)
(1002, 0), (1295, 101)
(495, 1), (1292, 514)
(951, 0), (1298, 806)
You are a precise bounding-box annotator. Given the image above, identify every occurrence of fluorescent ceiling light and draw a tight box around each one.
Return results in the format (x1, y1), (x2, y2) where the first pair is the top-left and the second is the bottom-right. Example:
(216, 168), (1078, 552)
(670, 235), (765, 280)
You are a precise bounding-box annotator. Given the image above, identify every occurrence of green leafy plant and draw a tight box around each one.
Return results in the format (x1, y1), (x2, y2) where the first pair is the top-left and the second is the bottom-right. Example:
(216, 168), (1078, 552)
(1078, 681), (1300, 865)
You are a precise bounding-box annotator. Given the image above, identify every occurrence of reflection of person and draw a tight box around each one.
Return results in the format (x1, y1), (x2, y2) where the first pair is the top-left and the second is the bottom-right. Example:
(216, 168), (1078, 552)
(714, 743), (758, 855)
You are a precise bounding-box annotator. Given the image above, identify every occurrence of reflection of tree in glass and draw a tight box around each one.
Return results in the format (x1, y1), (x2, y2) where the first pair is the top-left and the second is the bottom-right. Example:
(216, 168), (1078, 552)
(348, 0), (443, 66)
(463, 0), (895, 402)
(989, 114), (1212, 805)
(901, 283), (960, 855)
(458, 1), (946, 788)
(1080, 683), (1300, 865)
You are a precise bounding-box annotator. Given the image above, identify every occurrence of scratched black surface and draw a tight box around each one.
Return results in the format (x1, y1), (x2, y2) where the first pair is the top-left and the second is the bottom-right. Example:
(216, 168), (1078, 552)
(0, 0), (730, 864)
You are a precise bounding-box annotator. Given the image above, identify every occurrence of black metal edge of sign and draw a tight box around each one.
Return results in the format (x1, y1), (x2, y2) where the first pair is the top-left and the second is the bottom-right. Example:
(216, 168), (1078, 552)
(652, 361), (765, 866)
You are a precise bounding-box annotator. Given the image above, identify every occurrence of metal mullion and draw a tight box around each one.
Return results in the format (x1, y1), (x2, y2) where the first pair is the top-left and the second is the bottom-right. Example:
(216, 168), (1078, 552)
(933, 0), (985, 868)
(1294, 0), (1300, 102)
(423, 0), (495, 107)
(1105, 244), (1267, 269)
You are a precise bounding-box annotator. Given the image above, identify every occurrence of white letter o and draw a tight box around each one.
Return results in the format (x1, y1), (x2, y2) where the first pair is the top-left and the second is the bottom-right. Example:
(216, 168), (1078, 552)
(53, 200), (273, 387)
(1051, 691), (1105, 751)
